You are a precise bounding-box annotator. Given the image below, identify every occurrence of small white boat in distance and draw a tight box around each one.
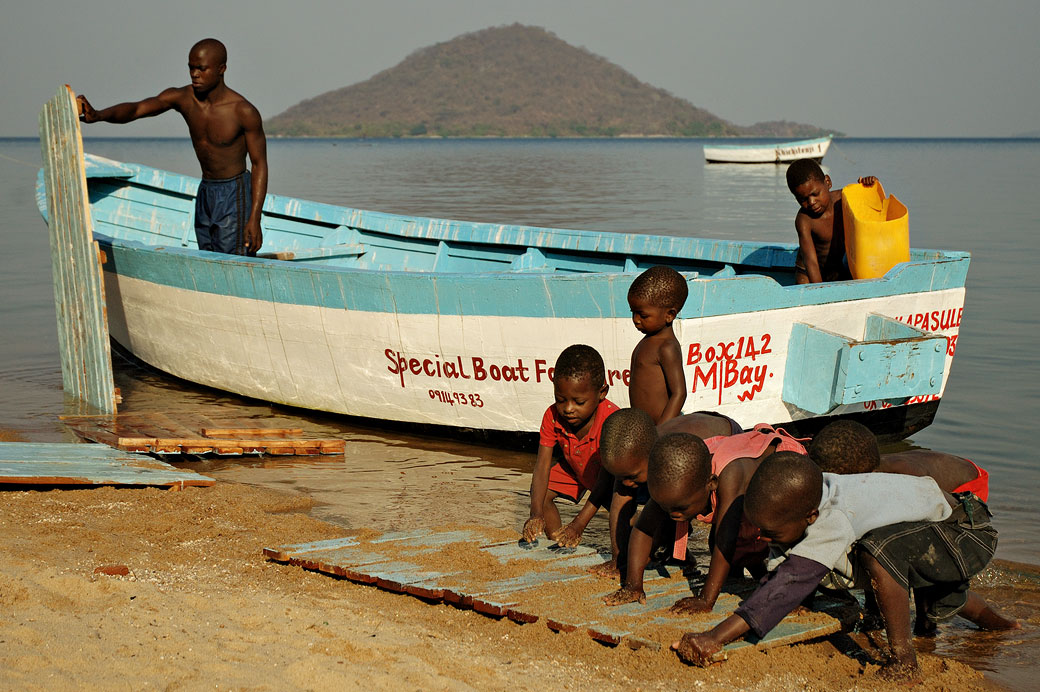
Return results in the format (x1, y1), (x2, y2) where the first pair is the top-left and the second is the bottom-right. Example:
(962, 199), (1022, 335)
(704, 136), (832, 164)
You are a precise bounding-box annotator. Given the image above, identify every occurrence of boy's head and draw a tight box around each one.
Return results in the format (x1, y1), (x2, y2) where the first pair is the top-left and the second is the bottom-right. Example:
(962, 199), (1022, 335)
(627, 266), (688, 336)
(647, 432), (715, 521)
(809, 420), (880, 474)
(744, 452), (822, 547)
(552, 344), (608, 432)
(786, 159), (833, 215)
(600, 408), (657, 488)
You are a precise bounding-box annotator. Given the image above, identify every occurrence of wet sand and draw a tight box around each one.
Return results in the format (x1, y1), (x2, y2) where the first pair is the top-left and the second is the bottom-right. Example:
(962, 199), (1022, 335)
(0, 476), (1028, 691)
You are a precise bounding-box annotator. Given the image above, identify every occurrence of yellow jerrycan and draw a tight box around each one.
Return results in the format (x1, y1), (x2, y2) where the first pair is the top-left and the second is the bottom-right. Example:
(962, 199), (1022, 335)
(842, 181), (909, 279)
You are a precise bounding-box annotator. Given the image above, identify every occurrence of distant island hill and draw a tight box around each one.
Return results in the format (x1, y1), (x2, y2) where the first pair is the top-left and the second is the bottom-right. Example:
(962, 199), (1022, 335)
(267, 24), (836, 139)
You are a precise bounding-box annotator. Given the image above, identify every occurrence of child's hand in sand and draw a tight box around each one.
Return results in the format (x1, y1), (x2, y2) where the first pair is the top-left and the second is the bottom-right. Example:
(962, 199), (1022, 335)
(603, 586), (646, 606)
(672, 631), (722, 667)
(670, 595), (713, 614)
(551, 523), (583, 548)
(522, 517), (544, 543)
(587, 558), (620, 578)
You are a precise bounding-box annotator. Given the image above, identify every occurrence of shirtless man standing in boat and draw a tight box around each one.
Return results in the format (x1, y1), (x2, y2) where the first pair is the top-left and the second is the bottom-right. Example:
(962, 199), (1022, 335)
(78, 38), (267, 256)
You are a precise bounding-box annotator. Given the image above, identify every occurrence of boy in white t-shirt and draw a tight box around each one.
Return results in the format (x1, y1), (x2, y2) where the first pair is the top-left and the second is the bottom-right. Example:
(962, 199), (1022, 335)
(671, 452), (1019, 681)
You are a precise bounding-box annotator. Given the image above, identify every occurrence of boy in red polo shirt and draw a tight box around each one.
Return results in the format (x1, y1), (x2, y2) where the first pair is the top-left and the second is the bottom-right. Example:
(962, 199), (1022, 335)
(523, 344), (619, 548)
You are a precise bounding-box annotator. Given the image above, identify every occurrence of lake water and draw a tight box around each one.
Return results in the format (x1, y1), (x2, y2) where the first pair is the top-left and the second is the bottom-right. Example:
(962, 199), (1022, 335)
(1, 136), (1038, 685)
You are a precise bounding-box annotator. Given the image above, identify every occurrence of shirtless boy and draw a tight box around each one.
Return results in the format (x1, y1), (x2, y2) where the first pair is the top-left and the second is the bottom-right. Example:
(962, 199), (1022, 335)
(672, 453), (1017, 680)
(809, 419), (989, 501)
(78, 38), (267, 256)
(627, 266), (687, 423)
(786, 159), (875, 284)
(523, 344), (618, 548)
(595, 408), (740, 577)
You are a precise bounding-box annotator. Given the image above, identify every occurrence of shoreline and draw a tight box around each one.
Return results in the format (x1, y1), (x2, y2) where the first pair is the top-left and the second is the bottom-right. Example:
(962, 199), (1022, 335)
(0, 478), (1005, 691)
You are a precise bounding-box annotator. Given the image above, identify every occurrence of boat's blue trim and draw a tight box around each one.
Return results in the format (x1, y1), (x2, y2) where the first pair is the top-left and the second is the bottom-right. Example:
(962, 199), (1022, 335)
(101, 236), (969, 318)
(40, 156), (970, 319)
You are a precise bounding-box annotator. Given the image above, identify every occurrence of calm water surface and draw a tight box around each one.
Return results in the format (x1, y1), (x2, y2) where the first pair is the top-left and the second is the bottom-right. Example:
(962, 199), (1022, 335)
(1, 137), (1038, 687)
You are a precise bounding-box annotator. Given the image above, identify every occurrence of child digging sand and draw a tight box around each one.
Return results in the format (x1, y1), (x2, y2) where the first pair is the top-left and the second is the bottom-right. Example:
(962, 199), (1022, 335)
(602, 424), (806, 610)
(786, 158), (877, 284)
(627, 266), (687, 423)
(672, 452), (1018, 681)
(594, 408), (741, 578)
(523, 344), (618, 548)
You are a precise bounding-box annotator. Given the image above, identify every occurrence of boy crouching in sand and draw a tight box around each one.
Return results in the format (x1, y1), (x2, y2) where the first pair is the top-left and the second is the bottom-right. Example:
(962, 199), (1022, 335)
(627, 266), (687, 424)
(672, 452), (1017, 680)
(595, 408), (740, 578)
(605, 424), (805, 609)
(523, 344), (618, 548)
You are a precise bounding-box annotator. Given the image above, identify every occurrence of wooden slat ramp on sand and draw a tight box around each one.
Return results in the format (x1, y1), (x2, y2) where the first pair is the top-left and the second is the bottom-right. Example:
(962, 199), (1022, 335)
(0, 442), (214, 488)
(61, 412), (345, 456)
(265, 527), (842, 659)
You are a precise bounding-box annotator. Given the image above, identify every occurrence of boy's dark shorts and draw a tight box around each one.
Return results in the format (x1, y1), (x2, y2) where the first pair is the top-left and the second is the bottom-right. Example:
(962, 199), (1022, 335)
(857, 493), (997, 621)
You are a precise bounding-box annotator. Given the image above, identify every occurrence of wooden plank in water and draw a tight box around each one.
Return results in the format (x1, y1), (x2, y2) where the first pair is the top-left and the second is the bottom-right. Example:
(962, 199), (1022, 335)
(0, 442), (213, 488)
(201, 427), (304, 438)
(61, 412), (344, 456)
(38, 85), (116, 414)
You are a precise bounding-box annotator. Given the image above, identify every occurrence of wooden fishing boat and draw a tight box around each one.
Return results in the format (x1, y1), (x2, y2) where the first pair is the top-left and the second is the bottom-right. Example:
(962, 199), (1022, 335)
(703, 136), (832, 164)
(36, 152), (967, 441)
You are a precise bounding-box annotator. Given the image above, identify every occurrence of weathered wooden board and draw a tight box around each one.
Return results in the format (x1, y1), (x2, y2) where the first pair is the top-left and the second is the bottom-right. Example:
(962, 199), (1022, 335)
(38, 85), (117, 414)
(265, 528), (844, 656)
(0, 442), (214, 488)
(61, 412), (344, 456)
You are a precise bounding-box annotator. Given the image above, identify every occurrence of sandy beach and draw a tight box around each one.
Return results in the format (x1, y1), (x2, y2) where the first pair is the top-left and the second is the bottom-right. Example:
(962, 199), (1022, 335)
(0, 479), (1008, 691)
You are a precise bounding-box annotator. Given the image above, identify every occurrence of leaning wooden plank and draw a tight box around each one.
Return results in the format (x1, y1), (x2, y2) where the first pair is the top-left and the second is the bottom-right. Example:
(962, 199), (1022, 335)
(38, 85), (116, 414)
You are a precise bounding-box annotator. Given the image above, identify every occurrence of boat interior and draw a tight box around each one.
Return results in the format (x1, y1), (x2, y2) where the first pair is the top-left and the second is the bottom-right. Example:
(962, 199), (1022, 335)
(56, 155), (953, 289)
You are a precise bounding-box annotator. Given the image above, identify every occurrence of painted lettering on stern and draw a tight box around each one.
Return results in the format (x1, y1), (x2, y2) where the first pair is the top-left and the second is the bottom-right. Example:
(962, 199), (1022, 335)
(686, 334), (774, 405)
(894, 308), (963, 333)
(384, 349), (629, 389)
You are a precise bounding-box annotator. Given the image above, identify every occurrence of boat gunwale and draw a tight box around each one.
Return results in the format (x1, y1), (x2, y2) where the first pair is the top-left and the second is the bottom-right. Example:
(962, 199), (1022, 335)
(702, 136), (833, 153)
(44, 157), (967, 271)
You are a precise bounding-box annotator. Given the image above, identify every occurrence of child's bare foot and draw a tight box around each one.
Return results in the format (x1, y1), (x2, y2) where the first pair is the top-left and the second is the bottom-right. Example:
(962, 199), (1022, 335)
(971, 608), (1021, 630)
(913, 617), (938, 637)
(603, 586), (645, 606)
(877, 658), (922, 683)
(670, 595), (713, 614)
(587, 559), (620, 578)
(960, 592), (1021, 630)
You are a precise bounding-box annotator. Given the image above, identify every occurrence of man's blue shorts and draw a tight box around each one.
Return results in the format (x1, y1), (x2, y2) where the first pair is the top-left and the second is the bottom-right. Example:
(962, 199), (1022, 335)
(195, 170), (253, 256)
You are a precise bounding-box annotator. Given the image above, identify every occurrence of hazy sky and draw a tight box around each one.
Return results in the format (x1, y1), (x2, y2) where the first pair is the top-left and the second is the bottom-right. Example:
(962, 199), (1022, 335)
(3, 0), (1038, 138)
